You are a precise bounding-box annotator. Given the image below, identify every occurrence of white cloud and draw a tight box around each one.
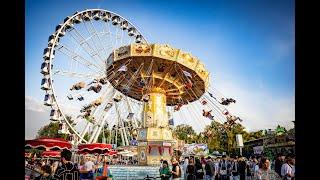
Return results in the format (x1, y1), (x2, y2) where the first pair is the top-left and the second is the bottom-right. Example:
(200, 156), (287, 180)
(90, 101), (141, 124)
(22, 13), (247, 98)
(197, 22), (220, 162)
(25, 96), (50, 112)
(214, 78), (295, 132)
(25, 96), (51, 139)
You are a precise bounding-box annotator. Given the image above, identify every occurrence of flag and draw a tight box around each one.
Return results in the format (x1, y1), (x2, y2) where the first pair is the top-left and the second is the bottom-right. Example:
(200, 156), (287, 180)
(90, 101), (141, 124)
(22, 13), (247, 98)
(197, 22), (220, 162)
(118, 65), (127, 72)
(182, 70), (192, 78)
(168, 119), (174, 125)
(127, 113), (134, 120)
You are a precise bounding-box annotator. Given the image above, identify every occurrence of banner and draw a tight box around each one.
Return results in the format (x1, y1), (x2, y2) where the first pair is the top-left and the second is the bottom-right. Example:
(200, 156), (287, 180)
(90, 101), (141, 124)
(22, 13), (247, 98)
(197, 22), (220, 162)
(236, 134), (244, 147)
(182, 143), (209, 156)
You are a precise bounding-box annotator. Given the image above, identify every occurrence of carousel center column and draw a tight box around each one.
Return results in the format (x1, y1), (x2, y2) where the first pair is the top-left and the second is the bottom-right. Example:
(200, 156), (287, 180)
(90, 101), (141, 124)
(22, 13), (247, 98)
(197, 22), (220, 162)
(137, 87), (174, 165)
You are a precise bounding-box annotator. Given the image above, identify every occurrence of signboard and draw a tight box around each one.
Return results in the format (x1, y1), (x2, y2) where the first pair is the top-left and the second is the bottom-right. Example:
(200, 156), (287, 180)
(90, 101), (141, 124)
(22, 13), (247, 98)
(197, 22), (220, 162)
(236, 134), (244, 147)
(253, 146), (263, 154)
(138, 142), (147, 146)
(182, 143), (209, 156)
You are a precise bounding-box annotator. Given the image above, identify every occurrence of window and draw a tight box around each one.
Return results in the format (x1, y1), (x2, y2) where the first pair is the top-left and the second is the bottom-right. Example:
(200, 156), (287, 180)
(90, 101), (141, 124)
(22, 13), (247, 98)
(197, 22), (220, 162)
(150, 147), (159, 156)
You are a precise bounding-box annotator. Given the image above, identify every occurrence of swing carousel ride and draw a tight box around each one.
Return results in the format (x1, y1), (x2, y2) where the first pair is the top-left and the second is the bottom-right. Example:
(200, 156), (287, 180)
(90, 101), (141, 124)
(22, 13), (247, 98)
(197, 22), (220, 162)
(40, 9), (243, 165)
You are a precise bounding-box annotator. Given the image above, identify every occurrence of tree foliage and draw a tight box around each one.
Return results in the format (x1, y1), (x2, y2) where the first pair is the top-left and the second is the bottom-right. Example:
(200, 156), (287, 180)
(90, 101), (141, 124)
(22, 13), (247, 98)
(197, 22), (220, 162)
(179, 120), (268, 155)
(37, 115), (75, 140)
(173, 124), (196, 143)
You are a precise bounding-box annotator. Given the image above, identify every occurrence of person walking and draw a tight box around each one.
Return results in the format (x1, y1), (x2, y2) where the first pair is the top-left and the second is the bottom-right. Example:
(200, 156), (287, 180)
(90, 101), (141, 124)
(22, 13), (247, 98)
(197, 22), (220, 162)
(204, 156), (214, 180)
(274, 153), (285, 178)
(53, 149), (80, 180)
(219, 155), (230, 180)
(171, 157), (181, 180)
(238, 157), (246, 180)
(186, 158), (196, 180)
(254, 157), (281, 180)
(183, 157), (189, 180)
(195, 158), (204, 180)
(159, 160), (171, 180)
(230, 158), (239, 180)
(281, 155), (295, 180)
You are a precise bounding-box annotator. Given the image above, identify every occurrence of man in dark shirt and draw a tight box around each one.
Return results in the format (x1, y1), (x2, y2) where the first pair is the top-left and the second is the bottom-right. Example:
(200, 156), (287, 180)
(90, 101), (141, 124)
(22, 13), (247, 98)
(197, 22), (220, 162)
(53, 149), (79, 180)
(238, 157), (246, 180)
(274, 153), (285, 177)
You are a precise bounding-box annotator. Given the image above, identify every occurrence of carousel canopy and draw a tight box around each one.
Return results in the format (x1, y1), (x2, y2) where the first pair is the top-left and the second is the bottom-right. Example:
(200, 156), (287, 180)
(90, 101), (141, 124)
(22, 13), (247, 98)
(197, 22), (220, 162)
(77, 143), (112, 154)
(25, 137), (72, 150)
(41, 150), (61, 158)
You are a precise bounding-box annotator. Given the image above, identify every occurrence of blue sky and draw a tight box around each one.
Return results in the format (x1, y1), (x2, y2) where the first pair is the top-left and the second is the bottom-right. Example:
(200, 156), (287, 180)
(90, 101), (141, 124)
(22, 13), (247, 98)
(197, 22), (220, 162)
(26, 0), (295, 138)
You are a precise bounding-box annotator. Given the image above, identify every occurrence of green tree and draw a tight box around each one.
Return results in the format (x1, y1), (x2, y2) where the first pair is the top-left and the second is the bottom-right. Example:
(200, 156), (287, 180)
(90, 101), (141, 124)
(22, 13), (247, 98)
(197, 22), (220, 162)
(225, 123), (248, 155)
(173, 124), (196, 143)
(201, 121), (252, 155)
(202, 121), (226, 152)
(275, 125), (287, 136)
(37, 115), (76, 140)
(247, 130), (265, 140)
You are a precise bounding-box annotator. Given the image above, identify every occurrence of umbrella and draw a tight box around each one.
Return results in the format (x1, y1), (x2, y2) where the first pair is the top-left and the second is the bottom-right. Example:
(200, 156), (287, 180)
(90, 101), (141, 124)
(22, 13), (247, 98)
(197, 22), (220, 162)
(25, 137), (72, 151)
(77, 143), (112, 154)
(40, 150), (61, 158)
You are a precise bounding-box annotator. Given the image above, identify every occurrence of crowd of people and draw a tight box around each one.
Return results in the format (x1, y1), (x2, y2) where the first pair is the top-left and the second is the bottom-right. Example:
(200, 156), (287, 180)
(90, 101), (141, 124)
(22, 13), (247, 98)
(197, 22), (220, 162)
(26, 149), (295, 180)
(158, 154), (295, 180)
(25, 149), (113, 180)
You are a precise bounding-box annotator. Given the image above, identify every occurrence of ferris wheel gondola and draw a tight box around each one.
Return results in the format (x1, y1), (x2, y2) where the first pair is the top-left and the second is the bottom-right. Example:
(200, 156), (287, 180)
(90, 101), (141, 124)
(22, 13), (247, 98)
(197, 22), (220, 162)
(40, 9), (148, 145)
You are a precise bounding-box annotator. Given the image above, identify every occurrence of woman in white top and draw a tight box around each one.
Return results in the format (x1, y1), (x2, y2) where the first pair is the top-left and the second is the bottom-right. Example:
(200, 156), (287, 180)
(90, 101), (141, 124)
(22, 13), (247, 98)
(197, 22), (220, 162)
(254, 157), (281, 180)
(183, 157), (189, 180)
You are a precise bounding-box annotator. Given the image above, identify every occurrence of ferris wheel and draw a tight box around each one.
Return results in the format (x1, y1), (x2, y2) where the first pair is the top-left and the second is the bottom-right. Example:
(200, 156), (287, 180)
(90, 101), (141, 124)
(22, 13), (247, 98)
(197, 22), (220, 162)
(40, 9), (148, 145)
(40, 9), (244, 146)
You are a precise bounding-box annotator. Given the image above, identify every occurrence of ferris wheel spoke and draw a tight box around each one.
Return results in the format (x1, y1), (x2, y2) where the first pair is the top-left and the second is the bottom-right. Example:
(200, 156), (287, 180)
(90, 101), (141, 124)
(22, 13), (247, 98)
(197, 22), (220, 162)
(68, 26), (106, 66)
(87, 20), (111, 60)
(102, 23), (127, 50)
(66, 28), (100, 60)
(53, 70), (99, 79)
(56, 43), (104, 74)
(82, 21), (109, 62)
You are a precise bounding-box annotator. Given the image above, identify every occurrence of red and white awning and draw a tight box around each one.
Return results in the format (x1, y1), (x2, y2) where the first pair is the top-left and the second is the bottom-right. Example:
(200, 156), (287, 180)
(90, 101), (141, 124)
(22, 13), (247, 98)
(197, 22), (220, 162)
(41, 151), (61, 158)
(105, 150), (118, 156)
(77, 143), (112, 154)
(25, 137), (72, 151)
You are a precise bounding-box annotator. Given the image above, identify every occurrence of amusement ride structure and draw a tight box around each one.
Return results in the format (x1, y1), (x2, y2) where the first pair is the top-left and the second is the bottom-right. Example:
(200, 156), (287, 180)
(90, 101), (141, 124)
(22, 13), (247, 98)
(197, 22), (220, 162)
(40, 9), (243, 165)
